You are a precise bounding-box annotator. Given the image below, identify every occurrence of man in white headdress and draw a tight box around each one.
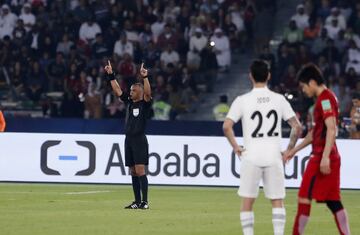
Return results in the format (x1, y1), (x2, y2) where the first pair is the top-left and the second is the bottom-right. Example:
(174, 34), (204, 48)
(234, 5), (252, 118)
(210, 28), (231, 71)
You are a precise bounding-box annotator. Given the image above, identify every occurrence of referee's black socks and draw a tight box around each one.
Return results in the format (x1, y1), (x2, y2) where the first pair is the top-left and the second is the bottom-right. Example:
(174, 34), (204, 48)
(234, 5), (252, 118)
(131, 176), (141, 203)
(139, 175), (148, 202)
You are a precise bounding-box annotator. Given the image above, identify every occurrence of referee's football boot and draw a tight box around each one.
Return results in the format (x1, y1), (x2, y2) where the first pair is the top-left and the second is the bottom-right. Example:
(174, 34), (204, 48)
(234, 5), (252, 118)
(138, 201), (149, 209)
(124, 201), (140, 209)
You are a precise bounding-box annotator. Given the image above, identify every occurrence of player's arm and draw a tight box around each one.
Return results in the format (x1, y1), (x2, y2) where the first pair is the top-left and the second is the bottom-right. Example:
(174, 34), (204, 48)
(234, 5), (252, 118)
(0, 111), (5, 132)
(283, 129), (312, 163)
(320, 116), (337, 174)
(286, 116), (302, 150)
(223, 118), (243, 157)
(104, 60), (123, 97)
(140, 63), (151, 102)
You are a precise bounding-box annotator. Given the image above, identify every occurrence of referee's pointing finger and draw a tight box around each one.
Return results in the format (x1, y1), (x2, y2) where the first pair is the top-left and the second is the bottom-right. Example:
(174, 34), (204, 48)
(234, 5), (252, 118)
(108, 60), (111, 66)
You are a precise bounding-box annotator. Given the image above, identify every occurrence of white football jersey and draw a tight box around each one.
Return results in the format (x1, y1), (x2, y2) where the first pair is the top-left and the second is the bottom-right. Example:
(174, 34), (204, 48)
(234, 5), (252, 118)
(227, 87), (296, 166)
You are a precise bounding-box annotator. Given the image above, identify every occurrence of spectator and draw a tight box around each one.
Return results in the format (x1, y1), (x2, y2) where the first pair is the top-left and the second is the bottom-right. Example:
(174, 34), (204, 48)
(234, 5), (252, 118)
(113, 33), (134, 59)
(92, 33), (110, 60)
(0, 4), (18, 39)
(311, 28), (328, 56)
(229, 3), (244, 33)
(123, 19), (139, 44)
(338, 83), (352, 116)
(151, 15), (165, 43)
(277, 43), (295, 81)
(321, 38), (340, 66)
(152, 93), (171, 120)
(56, 33), (74, 57)
(12, 19), (27, 46)
(324, 18), (341, 40)
(291, 4), (309, 30)
(283, 20), (303, 46)
(344, 67), (359, 87)
(138, 23), (153, 50)
(349, 92), (360, 139)
(157, 23), (178, 50)
(84, 83), (102, 119)
(117, 53), (136, 90)
(259, 45), (276, 85)
(19, 3), (35, 32)
(334, 30), (348, 57)
(72, 0), (92, 24)
(316, 0), (331, 21)
(344, 27), (360, 48)
(160, 44), (180, 71)
(153, 74), (167, 100)
(325, 7), (347, 30)
(79, 17), (102, 44)
(346, 40), (360, 74)
(303, 18), (322, 42)
(210, 28), (231, 71)
(281, 64), (298, 92)
(187, 28), (207, 71)
(47, 52), (67, 91)
(213, 94), (230, 121)
(199, 42), (218, 92)
(10, 61), (26, 96)
(223, 13), (241, 52)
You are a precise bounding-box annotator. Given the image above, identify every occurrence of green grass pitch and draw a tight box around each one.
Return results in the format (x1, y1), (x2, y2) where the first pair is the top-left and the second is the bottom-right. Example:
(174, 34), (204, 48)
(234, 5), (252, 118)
(0, 183), (359, 235)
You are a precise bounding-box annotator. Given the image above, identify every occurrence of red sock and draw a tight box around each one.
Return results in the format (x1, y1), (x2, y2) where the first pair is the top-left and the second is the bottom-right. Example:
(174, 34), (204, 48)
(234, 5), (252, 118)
(334, 209), (351, 235)
(292, 203), (311, 235)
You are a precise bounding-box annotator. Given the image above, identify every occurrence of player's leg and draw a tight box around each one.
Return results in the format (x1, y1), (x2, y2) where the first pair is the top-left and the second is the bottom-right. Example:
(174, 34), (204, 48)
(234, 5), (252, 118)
(124, 138), (141, 209)
(238, 160), (262, 235)
(326, 201), (351, 235)
(293, 197), (312, 235)
(270, 199), (286, 235)
(292, 157), (320, 234)
(263, 164), (286, 235)
(134, 164), (149, 209)
(133, 136), (149, 209)
(324, 158), (350, 234)
(240, 197), (256, 235)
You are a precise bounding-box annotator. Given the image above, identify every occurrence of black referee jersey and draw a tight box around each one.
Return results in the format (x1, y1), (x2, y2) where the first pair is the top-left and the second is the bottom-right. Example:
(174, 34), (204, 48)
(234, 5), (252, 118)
(119, 92), (152, 136)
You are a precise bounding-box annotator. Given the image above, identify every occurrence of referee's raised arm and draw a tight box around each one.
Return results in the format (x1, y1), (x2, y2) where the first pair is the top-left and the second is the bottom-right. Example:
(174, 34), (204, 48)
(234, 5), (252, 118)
(104, 60), (123, 97)
(140, 63), (152, 102)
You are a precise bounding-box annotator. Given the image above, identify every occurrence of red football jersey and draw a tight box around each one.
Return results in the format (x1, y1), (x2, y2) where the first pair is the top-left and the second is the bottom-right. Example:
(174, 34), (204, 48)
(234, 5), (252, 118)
(312, 89), (340, 158)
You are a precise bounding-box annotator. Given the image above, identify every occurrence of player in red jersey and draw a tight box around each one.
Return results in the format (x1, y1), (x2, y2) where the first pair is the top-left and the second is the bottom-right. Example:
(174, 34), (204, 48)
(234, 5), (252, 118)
(283, 63), (351, 235)
(0, 110), (5, 132)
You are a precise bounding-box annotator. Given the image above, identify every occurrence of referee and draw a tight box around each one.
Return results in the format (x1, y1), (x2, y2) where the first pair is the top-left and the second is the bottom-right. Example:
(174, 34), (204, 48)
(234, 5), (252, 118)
(104, 60), (152, 209)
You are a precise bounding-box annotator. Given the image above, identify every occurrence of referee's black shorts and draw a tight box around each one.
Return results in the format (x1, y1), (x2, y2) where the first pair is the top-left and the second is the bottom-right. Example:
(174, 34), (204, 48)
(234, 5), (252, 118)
(125, 134), (149, 167)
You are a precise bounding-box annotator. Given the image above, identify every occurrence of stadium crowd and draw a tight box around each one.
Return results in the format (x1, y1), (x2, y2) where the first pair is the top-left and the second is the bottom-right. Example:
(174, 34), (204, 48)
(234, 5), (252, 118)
(0, 0), (271, 120)
(258, 0), (360, 138)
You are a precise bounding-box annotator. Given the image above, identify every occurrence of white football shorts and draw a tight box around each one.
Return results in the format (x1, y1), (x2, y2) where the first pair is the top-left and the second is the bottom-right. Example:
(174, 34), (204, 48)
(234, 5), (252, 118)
(238, 160), (285, 199)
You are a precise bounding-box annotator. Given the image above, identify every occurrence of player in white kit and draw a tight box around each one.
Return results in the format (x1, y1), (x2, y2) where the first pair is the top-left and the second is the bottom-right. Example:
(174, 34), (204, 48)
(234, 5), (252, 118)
(223, 60), (302, 235)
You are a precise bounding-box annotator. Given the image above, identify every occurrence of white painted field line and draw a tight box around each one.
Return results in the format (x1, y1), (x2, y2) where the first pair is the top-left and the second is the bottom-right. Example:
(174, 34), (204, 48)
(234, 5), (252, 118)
(64, 190), (112, 195)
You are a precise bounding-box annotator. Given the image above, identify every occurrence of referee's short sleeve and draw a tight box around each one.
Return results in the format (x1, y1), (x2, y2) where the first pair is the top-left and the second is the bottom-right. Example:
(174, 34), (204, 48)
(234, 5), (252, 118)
(226, 96), (243, 123)
(281, 96), (296, 121)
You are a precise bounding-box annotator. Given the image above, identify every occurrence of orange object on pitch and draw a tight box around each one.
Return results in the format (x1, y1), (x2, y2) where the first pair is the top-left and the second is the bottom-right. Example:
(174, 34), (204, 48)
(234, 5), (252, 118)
(0, 110), (5, 132)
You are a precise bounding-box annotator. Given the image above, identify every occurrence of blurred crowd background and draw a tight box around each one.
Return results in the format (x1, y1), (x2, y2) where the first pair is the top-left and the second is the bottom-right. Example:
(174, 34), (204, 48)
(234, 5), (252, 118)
(0, 0), (359, 138)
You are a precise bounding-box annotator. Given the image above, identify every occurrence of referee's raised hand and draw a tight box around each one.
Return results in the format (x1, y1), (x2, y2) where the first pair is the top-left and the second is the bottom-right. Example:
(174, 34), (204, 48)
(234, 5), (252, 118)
(105, 60), (113, 74)
(140, 63), (148, 78)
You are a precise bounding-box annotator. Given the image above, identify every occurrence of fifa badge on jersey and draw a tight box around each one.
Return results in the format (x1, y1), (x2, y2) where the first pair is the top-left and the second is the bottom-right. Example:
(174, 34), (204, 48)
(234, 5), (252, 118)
(133, 108), (139, 117)
(321, 99), (332, 113)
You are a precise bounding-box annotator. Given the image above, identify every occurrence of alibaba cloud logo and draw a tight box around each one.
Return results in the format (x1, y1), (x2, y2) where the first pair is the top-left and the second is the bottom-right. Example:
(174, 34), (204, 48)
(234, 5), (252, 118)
(40, 140), (96, 176)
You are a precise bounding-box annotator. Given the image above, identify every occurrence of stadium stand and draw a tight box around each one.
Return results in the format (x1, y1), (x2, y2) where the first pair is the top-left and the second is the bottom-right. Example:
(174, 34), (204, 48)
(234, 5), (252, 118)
(260, 0), (360, 139)
(0, 0), (263, 121)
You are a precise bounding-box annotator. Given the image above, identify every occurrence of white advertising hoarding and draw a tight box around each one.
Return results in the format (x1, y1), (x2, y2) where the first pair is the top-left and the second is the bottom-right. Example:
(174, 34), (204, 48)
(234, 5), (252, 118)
(0, 133), (359, 189)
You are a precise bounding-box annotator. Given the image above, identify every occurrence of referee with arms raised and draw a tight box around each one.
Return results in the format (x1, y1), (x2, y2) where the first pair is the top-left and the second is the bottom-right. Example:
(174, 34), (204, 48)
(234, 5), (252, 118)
(104, 60), (152, 209)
